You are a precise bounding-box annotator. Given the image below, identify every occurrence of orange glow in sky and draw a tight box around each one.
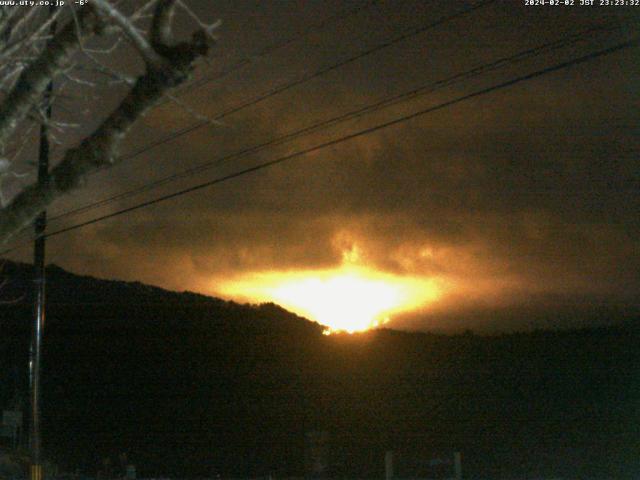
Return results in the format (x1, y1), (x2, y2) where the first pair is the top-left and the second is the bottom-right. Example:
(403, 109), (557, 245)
(215, 251), (445, 333)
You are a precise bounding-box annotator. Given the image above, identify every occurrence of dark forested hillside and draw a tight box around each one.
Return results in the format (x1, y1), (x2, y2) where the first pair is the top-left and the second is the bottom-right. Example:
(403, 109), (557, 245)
(1, 262), (638, 479)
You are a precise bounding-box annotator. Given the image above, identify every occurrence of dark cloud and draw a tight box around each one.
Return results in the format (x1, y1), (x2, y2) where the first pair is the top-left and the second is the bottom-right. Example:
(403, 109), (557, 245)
(7, 1), (639, 332)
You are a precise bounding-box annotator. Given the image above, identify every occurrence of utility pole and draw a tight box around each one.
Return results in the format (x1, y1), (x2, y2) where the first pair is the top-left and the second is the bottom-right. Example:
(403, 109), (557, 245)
(30, 84), (51, 480)
(384, 450), (394, 480)
(30, 7), (55, 480)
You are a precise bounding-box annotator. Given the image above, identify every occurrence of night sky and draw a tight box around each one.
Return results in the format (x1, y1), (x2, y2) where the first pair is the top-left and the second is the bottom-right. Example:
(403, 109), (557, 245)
(5, 0), (640, 332)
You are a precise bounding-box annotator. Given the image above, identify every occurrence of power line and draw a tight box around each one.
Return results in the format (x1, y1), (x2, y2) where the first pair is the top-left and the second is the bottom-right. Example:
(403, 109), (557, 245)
(173, 1), (379, 97)
(2, 0), (497, 239)
(1, 2), (376, 162)
(1, 36), (635, 256)
(3, 1), (498, 246)
(46, 23), (620, 224)
(92, 0), (496, 172)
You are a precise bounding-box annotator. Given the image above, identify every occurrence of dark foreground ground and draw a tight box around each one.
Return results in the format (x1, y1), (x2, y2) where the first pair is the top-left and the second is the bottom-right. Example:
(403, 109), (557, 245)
(1, 262), (638, 479)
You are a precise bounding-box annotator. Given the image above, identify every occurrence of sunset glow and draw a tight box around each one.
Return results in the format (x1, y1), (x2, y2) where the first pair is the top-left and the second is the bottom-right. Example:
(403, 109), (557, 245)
(216, 265), (443, 333)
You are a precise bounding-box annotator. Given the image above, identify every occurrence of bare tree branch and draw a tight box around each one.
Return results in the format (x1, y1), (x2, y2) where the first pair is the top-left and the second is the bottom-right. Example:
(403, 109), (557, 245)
(92, 0), (165, 67)
(0, 0), (215, 244)
(0, 7), (107, 150)
(150, 0), (176, 49)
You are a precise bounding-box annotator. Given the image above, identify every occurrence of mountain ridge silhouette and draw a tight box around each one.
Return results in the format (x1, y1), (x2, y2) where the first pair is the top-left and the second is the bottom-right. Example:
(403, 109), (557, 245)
(0, 260), (638, 478)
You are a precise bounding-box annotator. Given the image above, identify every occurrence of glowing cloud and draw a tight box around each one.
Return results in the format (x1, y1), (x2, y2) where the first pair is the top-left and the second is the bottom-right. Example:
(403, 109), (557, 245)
(216, 264), (444, 333)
